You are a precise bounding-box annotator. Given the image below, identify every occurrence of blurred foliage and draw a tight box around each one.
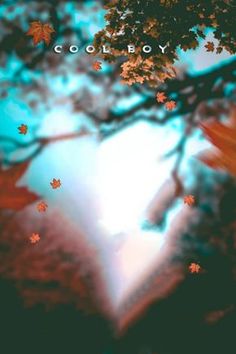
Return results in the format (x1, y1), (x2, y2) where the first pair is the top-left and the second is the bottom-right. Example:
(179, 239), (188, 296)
(0, 3), (236, 353)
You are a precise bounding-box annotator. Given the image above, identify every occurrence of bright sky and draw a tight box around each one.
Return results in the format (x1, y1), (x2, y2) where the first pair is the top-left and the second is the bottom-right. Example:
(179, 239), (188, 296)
(21, 113), (210, 306)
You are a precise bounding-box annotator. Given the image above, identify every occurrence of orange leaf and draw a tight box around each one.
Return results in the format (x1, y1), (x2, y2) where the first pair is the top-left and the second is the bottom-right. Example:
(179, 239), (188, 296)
(18, 124), (28, 135)
(205, 41), (215, 52)
(184, 194), (195, 206)
(189, 262), (201, 273)
(199, 107), (236, 176)
(92, 61), (102, 71)
(37, 201), (48, 212)
(165, 100), (176, 111)
(156, 91), (167, 103)
(29, 233), (40, 244)
(50, 178), (61, 189)
(26, 21), (55, 46)
(0, 162), (39, 210)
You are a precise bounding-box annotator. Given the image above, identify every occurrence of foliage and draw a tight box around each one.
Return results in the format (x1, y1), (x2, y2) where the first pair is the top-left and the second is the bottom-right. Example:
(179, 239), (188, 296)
(92, 60), (103, 71)
(0, 3), (236, 353)
(200, 107), (236, 176)
(50, 178), (61, 189)
(188, 262), (201, 273)
(29, 232), (40, 244)
(94, 0), (236, 85)
(0, 210), (99, 313)
(156, 91), (167, 103)
(37, 201), (48, 212)
(0, 162), (39, 210)
(26, 21), (55, 46)
(184, 195), (195, 206)
(18, 124), (28, 135)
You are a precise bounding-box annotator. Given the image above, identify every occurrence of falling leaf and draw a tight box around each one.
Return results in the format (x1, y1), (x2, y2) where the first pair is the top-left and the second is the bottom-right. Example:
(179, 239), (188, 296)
(92, 61), (102, 71)
(26, 21), (55, 46)
(165, 100), (176, 111)
(37, 201), (48, 212)
(0, 162), (39, 210)
(18, 124), (28, 135)
(156, 91), (167, 103)
(189, 262), (201, 273)
(50, 178), (61, 189)
(184, 194), (195, 206)
(205, 41), (215, 52)
(199, 107), (236, 176)
(29, 233), (40, 244)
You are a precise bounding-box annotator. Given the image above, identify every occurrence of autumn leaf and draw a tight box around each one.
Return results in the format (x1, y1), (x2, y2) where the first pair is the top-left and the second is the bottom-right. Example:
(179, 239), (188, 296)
(27, 21), (55, 46)
(92, 61), (102, 71)
(181, 40), (199, 51)
(216, 46), (223, 54)
(184, 194), (195, 206)
(37, 201), (48, 212)
(205, 41), (215, 52)
(189, 262), (201, 273)
(165, 100), (176, 111)
(95, 1), (236, 86)
(18, 124), (28, 135)
(50, 178), (61, 189)
(0, 162), (39, 210)
(29, 233), (40, 244)
(199, 107), (236, 176)
(156, 91), (167, 103)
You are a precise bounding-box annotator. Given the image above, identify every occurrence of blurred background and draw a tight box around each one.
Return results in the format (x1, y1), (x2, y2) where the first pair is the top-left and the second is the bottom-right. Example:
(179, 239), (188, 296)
(0, 1), (236, 354)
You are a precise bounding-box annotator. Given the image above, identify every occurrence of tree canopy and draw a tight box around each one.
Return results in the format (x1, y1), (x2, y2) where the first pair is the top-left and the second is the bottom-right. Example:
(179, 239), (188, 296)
(94, 0), (236, 85)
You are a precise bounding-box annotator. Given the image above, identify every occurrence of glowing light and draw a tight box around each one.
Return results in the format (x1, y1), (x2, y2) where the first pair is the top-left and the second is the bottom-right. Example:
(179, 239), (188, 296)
(97, 121), (181, 235)
(38, 106), (79, 137)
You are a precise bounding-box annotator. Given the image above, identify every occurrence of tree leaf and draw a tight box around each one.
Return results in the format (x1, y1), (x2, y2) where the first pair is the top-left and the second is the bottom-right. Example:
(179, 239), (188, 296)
(37, 201), (48, 212)
(156, 91), (167, 103)
(165, 100), (176, 111)
(199, 107), (236, 176)
(184, 194), (195, 206)
(189, 262), (201, 273)
(94, 1), (236, 85)
(92, 61), (102, 71)
(216, 46), (223, 54)
(29, 233), (40, 244)
(18, 124), (28, 135)
(50, 178), (61, 189)
(27, 21), (55, 46)
(0, 162), (39, 210)
(205, 41), (215, 52)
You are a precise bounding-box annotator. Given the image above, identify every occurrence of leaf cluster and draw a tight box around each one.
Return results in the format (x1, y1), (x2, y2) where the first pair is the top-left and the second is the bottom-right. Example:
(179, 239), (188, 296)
(94, 0), (236, 85)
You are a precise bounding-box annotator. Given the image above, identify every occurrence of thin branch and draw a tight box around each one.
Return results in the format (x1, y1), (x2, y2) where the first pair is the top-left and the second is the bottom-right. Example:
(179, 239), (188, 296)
(0, 129), (90, 166)
(99, 58), (236, 124)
